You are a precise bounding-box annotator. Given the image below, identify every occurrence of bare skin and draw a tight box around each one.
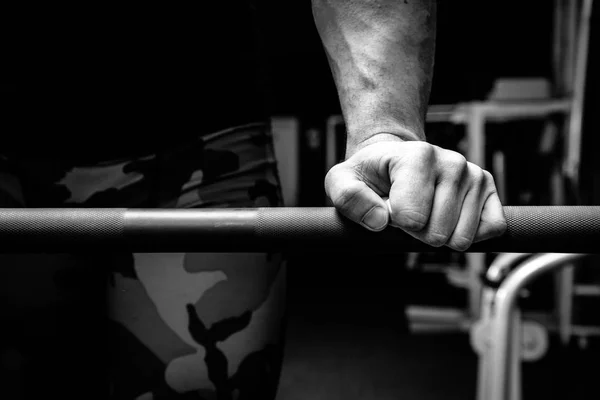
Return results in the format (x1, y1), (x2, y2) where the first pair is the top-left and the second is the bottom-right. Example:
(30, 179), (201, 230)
(313, 0), (507, 250)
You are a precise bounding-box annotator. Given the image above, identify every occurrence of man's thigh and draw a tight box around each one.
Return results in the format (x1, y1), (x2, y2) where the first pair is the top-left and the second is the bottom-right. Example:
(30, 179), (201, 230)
(114, 123), (289, 399)
(0, 122), (288, 399)
(108, 251), (287, 399)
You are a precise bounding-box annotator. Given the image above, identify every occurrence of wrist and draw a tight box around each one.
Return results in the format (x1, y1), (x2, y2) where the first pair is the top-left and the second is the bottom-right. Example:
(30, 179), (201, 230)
(345, 129), (424, 159)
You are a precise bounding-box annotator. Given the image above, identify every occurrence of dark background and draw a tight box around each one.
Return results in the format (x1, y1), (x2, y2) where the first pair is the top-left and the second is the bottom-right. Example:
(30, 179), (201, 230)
(0, 2), (560, 114)
(263, 1), (555, 115)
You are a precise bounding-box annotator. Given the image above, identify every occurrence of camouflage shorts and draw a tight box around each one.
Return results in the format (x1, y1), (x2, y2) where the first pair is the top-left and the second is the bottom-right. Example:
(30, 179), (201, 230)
(0, 122), (283, 209)
(0, 122), (287, 400)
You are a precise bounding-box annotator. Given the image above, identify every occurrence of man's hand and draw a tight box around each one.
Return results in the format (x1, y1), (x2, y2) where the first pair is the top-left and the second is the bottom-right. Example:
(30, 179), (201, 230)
(325, 137), (507, 251)
(314, 0), (506, 249)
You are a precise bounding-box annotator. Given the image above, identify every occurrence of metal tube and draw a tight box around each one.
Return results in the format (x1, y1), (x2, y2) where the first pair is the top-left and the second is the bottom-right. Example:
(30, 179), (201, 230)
(564, 0), (593, 187)
(0, 206), (599, 253)
(476, 253), (532, 400)
(488, 253), (589, 400)
(486, 253), (534, 283)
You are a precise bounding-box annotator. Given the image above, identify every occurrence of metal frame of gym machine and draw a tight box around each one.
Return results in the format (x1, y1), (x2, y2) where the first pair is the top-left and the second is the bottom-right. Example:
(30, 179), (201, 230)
(476, 2), (595, 399)
(325, 1), (595, 399)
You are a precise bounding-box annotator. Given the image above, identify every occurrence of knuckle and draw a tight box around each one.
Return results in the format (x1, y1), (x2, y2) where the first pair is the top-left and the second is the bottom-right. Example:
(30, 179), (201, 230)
(482, 170), (498, 189)
(324, 164), (341, 186)
(424, 230), (450, 247)
(391, 209), (428, 231)
(326, 162), (344, 178)
(442, 152), (468, 182)
(324, 168), (339, 198)
(491, 218), (508, 236)
(332, 183), (362, 211)
(449, 235), (473, 252)
(469, 165), (485, 187)
(446, 151), (467, 167)
(411, 142), (436, 165)
(483, 169), (494, 182)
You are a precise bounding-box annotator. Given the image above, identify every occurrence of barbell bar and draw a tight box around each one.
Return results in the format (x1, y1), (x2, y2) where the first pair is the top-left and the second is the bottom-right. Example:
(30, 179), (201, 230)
(0, 206), (598, 254)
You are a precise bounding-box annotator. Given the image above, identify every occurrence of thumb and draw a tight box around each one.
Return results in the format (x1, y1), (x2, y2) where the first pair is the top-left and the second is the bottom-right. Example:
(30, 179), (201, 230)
(325, 164), (389, 232)
(473, 192), (508, 243)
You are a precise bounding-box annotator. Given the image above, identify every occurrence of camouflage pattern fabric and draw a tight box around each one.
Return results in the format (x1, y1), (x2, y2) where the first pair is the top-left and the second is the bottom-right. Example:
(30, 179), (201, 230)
(0, 122), (287, 400)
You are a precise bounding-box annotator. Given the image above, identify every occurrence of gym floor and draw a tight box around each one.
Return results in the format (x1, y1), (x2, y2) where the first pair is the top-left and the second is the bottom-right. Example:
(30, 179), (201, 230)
(278, 255), (600, 400)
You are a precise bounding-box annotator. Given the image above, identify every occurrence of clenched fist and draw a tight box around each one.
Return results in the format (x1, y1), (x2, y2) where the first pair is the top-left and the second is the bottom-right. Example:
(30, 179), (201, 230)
(325, 138), (507, 251)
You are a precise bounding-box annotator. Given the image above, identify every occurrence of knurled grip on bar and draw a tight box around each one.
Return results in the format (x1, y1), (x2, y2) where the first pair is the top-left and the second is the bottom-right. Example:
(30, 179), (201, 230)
(0, 206), (598, 253)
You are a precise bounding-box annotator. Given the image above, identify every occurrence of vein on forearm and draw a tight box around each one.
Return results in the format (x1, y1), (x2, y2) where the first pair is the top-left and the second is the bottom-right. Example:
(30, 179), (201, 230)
(313, 0), (436, 150)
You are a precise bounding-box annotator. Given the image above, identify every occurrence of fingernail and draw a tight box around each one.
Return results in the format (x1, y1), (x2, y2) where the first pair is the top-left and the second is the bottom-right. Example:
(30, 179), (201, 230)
(362, 207), (388, 231)
(384, 198), (400, 228)
(385, 198), (392, 213)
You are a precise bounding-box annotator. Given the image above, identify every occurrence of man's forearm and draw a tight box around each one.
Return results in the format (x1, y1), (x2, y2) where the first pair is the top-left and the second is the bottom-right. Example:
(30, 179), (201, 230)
(312, 0), (436, 156)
